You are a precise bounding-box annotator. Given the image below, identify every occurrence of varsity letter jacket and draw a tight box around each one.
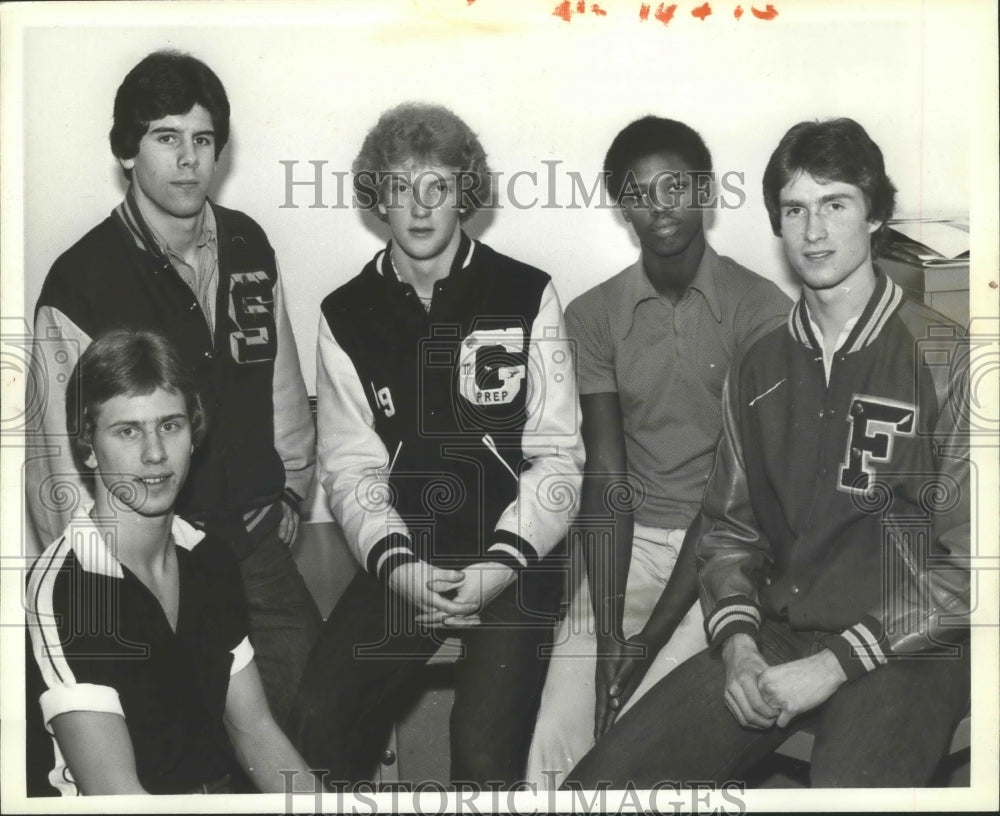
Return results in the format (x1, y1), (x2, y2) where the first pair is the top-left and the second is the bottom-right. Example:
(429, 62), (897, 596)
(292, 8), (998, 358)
(317, 233), (584, 580)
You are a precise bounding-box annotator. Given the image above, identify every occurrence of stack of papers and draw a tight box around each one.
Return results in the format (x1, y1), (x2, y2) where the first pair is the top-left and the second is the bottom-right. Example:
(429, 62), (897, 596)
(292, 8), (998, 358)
(884, 219), (970, 267)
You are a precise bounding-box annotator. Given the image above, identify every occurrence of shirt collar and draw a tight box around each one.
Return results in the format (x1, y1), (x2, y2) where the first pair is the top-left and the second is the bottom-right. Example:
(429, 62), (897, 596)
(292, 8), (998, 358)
(64, 502), (206, 579)
(116, 188), (216, 261)
(617, 243), (724, 339)
(787, 270), (905, 354)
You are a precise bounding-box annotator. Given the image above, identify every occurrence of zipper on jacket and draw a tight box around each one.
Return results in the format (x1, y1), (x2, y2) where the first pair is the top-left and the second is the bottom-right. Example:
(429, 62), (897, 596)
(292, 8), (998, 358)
(482, 434), (518, 482)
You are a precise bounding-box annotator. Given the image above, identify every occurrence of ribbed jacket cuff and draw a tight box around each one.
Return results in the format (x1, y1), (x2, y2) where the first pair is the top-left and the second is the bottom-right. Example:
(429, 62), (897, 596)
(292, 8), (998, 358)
(706, 597), (762, 651)
(281, 486), (304, 506)
(366, 533), (419, 582)
(475, 530), (539, 571)
(824, 616), (889, 682)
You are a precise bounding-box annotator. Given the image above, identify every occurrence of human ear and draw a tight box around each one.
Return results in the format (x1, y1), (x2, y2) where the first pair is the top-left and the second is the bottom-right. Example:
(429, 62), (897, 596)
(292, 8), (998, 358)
(84, 449), (98, 470)
(119, 157), (135, 172)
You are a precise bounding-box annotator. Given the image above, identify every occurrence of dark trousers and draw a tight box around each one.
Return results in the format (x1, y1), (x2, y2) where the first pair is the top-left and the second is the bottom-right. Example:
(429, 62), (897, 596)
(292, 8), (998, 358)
(565, 618), (970, 788)
(289, 567), (561, 787)
(235, 513), (323, 730)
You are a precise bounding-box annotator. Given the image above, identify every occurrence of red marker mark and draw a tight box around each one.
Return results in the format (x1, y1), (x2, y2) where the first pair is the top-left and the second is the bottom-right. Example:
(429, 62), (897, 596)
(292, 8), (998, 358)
(467, 0), (476, 5)
(639, 3), (651, 20)
(553, 0), (572, 21)
(751, 4), (778, 19)
(691, 2), (712, 20)
(577, 0), (586, 13)
(654, 2), (677, 24)
(591, 3), (607, 15)
(733, 4), (744, 19)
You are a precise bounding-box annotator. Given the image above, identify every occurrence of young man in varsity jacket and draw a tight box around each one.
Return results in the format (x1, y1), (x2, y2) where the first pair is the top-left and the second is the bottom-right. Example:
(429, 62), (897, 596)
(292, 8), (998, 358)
(565, 118), (971, 788)
(289, 103), (584, 786)
(26, 51), (321, 730)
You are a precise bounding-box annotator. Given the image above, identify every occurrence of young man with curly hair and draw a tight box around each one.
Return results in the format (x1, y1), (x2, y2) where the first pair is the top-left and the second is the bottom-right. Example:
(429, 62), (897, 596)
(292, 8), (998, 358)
(565, 118), (970, 789)
(289, 102), (583, 787)
(26, 50), (320, 729)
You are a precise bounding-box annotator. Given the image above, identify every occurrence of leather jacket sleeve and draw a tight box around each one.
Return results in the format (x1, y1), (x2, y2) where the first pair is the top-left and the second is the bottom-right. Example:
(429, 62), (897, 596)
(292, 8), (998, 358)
(696, 365), (773, 650)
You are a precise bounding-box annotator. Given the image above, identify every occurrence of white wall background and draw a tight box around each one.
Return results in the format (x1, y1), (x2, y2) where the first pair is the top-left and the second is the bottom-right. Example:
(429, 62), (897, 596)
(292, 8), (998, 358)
(16, 1), (989, 396)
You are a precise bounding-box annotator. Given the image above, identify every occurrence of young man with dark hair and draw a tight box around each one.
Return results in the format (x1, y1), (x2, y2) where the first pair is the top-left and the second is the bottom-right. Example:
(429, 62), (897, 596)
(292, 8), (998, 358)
(25, 330), (313, 795)
(289, 102), (583, 786)
(26, 50), (320, 728)
(565, 117), (971, 788)
(527, 116), (790, 787)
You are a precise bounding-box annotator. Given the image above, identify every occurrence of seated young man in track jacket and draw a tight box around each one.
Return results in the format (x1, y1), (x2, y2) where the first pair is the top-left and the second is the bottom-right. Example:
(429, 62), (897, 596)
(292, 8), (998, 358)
(290, 103), (584, 787)
(565, 117), (971, 789)
(26, 50), (321, 729)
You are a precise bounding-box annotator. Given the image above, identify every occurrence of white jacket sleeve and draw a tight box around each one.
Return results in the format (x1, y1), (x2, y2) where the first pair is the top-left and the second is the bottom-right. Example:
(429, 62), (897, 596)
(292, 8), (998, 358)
(489, 281), (584, 567)
(270, 269), (316, 503)
(315, 316), (417, 579)
(25, 307), (94, 544)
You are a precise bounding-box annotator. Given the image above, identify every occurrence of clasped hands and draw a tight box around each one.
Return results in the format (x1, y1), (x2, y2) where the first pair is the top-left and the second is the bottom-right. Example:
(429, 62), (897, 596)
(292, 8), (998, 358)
(388, 560), (517, 627)
(722, 633), (847, 730)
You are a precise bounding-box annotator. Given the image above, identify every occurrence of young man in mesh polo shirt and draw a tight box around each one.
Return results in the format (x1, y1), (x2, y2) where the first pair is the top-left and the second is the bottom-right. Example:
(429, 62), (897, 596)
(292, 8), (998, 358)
(528, 116), (790, 788)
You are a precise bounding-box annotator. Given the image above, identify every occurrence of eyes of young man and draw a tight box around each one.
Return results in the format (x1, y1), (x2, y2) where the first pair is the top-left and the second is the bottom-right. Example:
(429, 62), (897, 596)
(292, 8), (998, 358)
(108, 417), (189, 442)
(150, 131), (215, 149)
(385, 174), (458, 208)
(620, 173), (695, 210)
(780, 196), (857, 222)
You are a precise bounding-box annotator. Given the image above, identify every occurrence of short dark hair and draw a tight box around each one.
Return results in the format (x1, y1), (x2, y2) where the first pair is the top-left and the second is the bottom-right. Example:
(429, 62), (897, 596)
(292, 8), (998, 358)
(603, 116), (713, 202)
(66, 329), (206, 470)
(352, 102), (492, 223)
(762, 118), (897, 252)
(110, 50), (230, 177)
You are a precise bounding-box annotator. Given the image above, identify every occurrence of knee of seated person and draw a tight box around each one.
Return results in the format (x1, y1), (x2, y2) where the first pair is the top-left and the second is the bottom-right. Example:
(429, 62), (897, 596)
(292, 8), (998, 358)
(450, 740), (518, 786)
(288, 699), (339, 755)
(809, 758), (938, 789)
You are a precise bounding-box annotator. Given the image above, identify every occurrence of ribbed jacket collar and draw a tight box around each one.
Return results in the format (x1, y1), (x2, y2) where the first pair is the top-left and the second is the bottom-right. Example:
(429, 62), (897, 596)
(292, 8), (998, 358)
(375, 230), (476, 282)
(787, 270), (905, 354)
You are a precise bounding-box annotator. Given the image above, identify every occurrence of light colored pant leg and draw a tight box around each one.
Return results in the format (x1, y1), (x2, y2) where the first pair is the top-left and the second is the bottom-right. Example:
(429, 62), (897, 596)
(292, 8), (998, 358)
(617, 527), (707, 717)
(525, 542), (597, 789)
(525, 524), (705, 789)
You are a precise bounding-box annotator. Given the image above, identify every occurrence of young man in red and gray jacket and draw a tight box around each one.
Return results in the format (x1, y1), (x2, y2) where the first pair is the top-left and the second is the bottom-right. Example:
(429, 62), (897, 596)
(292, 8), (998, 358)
(566, 117), (970, 788)
(289, 102), (583, 787)
(26, 51), (321, 729)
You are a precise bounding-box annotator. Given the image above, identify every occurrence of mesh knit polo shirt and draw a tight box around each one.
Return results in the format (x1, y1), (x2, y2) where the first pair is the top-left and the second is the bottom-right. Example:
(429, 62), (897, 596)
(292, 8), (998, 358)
(565, 244), (790, 529)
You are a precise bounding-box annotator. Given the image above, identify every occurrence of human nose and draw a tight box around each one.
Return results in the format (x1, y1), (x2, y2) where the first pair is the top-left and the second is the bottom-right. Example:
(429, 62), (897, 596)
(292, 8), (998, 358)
(648, 193), (670, 214)
(804, 210), (827, 242)
(178, 136), (198, 168)
(410, 190), (431, 218)
(142, 431), (167, 464)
